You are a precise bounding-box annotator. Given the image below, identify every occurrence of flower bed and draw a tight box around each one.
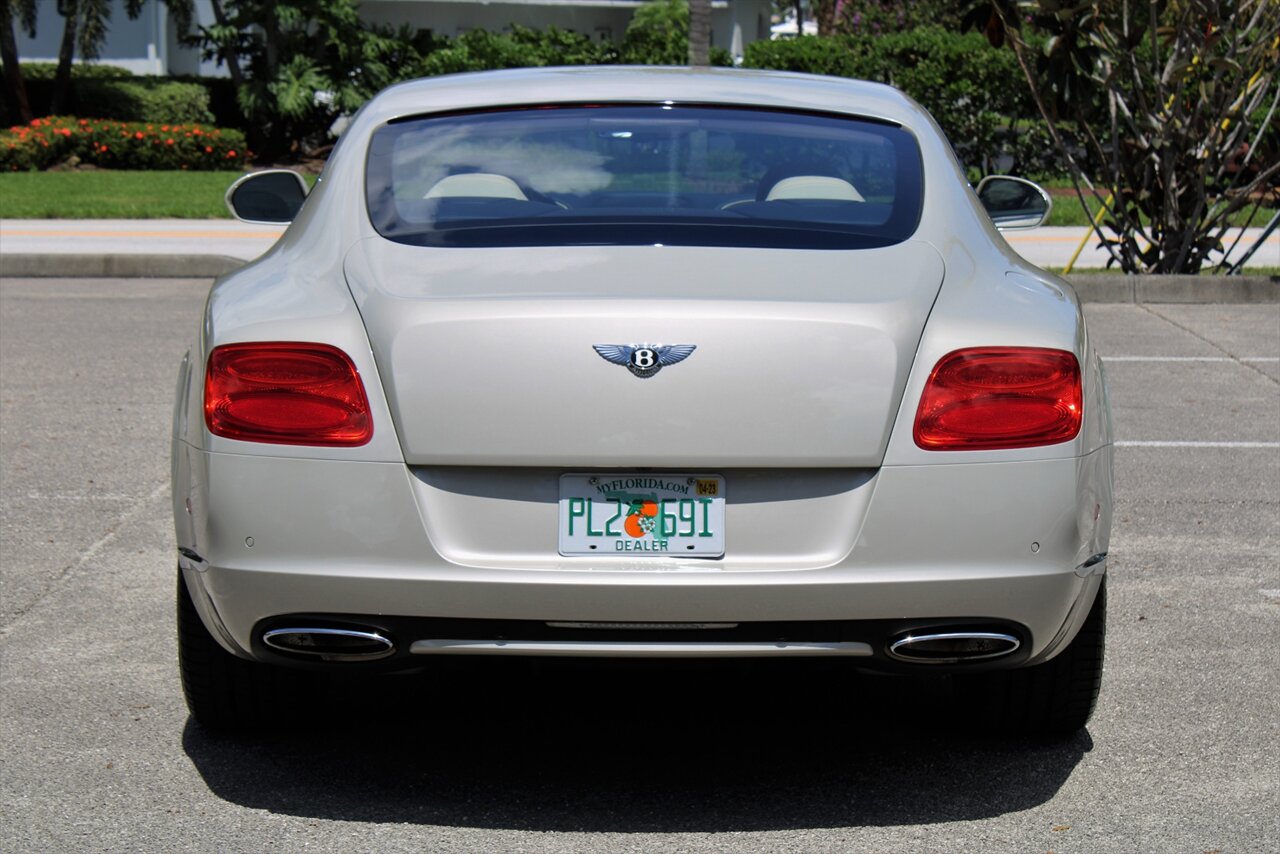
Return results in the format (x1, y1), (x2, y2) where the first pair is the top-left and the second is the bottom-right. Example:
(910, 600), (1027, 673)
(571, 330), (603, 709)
(1, 117), (249, 171)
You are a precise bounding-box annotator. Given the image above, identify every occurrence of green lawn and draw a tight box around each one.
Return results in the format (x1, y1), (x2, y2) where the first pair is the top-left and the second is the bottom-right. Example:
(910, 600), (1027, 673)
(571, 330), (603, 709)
(0, 170), (314, 218)
(1, 170), (1274, 228)
(0, 170), (246, 218)
(1043, 184), (1276, 228)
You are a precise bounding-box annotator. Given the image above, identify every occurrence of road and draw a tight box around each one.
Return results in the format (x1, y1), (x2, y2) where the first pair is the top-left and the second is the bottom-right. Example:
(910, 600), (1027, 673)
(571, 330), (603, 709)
(1, 278), (1277, 853)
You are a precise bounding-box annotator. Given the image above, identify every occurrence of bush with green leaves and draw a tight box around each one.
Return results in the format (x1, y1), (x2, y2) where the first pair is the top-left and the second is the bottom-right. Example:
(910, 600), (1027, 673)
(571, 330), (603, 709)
(72, 79), (215, 124)
(6, 64), (216, 125)
(744, 27), (1047, 175)
(621, 0), (731, 66)
(18, 62), (134, 80)
(189, 0), (443, 160)
(741, 34), (869, 78)
(415, 26), (616, 77)
(964, 0), (1280, 273)
(1, 116), (248, 171)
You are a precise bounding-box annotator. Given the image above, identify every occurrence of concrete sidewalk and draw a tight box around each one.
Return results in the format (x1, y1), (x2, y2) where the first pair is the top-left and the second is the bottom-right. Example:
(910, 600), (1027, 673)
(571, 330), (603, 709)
(1007, 225), (1277, 270)
(0, 219), (284, 262)
(1, 219), (1276, 302)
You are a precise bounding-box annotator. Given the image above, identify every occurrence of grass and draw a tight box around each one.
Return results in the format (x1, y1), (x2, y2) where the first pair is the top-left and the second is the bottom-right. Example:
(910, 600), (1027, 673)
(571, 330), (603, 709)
(0, 170), (1274, 230)
(0, 170), (246, 218)
(0, 170), (313, 218)
(1042, 183), (1276, 228)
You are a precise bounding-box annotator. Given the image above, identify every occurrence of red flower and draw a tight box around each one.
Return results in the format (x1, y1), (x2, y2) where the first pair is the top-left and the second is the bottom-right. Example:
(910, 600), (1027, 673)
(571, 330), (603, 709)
(226, 150), (237, 158)
(135, 131), (145, 139)
(204, 146), (213, 153)
(166, 138), (175, 145)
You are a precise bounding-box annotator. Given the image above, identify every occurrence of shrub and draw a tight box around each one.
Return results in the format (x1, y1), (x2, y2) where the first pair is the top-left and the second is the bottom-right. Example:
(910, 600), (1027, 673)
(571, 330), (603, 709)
(8, 69), (218, 126)
(620, 0), (732, 66)
(73, 79), (216, 124)
(743, 28), (1051, 175)
(415, 26), (616, 77)
(740, 35), (871, 78)
(19, 62), (133, 80)
(0, 116), (249, 171)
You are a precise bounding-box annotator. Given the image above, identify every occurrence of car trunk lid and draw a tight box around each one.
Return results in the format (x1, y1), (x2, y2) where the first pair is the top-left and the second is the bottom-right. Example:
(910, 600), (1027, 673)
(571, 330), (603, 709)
(344, 238), (943, 467)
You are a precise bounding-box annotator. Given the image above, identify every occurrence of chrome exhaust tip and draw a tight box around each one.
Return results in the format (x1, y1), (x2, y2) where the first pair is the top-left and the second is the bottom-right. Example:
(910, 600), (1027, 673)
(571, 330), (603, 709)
(262, 627), (395, 661)
(887, 631), (1020, 664)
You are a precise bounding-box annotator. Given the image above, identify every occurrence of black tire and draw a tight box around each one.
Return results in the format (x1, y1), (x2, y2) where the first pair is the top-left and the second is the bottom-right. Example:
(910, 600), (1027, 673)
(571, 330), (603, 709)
(956, 578), (1106, 737)
(177, 570), (322, 730)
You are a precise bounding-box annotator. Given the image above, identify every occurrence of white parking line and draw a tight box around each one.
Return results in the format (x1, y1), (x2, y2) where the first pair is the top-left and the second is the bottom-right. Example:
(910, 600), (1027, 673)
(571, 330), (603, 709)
(1116, 440), (1280, 448)
(1103, 356), (1280, 363)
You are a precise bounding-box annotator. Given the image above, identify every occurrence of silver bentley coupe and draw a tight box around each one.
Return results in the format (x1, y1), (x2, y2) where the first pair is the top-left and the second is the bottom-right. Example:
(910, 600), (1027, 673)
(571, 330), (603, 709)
(173, 67), (1112, 733)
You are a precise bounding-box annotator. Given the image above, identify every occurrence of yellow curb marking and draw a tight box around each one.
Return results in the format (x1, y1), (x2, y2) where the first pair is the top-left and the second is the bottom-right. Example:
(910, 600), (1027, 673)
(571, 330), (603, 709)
(0, 228), (283, 239)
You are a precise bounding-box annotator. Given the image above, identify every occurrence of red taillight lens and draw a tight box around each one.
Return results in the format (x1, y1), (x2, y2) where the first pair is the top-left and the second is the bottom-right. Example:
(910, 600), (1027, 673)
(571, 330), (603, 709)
(914, 347), (1082, 450)
(205, 343), (372, 446)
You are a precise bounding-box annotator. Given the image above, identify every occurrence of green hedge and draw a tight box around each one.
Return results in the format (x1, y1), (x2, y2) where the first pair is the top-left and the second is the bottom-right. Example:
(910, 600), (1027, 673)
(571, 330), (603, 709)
(744, 28), (1051, 175)
(71, 79), (215, 124)
(6, 65), (217, 126)
(17, 62), (134, 79)
(1, 116), (249, 171)
(413, 26), (617, 76)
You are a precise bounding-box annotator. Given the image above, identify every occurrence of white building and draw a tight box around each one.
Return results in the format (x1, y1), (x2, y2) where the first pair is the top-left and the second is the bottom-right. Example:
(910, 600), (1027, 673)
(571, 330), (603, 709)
(15, 0), (773, 76)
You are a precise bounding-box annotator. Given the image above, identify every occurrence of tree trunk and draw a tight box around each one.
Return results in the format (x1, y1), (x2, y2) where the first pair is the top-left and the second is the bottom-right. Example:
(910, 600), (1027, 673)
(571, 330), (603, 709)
(812, 0), (837, 36)
(207, 0), (245, 91)
(688, 0), (711, 66)
(50, 1), (78, 115)
(0, 6), (33, 123)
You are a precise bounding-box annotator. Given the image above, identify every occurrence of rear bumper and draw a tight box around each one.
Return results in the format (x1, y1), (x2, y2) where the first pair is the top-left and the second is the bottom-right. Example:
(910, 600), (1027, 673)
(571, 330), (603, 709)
(174, 444), (1112, 666)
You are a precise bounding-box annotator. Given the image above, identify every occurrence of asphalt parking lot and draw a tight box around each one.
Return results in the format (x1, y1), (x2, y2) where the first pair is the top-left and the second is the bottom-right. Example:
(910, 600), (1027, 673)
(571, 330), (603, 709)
(1, 277), (1277, 853)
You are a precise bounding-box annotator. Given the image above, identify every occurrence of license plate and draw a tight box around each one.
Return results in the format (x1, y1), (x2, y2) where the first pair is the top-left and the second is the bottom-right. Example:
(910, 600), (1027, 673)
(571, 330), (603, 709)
(559, 474), (725, 557)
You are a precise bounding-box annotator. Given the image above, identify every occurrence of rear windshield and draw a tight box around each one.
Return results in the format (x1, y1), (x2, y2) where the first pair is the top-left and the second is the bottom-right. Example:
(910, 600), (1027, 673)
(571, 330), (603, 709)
(366, 105), (923, 250)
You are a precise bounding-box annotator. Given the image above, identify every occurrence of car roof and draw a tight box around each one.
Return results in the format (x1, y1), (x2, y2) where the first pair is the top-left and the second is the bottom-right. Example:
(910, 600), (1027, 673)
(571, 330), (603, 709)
(363, 66), (927, 129)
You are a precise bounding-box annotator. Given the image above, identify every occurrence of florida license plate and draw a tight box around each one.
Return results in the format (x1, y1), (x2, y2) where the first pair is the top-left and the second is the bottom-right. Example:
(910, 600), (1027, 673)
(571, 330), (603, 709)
(558, 474), (725, 557)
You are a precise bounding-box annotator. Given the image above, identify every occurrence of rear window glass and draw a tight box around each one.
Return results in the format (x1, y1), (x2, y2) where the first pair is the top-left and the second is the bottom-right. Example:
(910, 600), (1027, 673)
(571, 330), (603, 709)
(366, 105), (922, 250)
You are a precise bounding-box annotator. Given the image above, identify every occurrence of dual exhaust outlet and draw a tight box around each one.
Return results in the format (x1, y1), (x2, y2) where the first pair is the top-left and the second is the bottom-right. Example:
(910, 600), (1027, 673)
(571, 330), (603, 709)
(262, 625), (1020, 664)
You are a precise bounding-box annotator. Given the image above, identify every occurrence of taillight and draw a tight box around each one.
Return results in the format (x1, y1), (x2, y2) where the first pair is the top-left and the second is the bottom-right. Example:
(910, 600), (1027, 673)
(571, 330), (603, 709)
(204, 343), (372, 446)
(914, 347), (1081, 450)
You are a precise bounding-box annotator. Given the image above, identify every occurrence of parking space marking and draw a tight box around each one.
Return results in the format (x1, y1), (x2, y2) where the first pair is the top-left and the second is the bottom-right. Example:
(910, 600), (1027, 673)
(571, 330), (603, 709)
(1103, 356), (1280, 363)
(1116, 440), (1280, 448)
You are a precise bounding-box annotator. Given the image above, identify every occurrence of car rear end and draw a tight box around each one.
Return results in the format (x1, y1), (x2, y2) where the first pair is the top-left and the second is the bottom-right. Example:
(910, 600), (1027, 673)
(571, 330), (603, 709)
(172, 70), (1111, 731)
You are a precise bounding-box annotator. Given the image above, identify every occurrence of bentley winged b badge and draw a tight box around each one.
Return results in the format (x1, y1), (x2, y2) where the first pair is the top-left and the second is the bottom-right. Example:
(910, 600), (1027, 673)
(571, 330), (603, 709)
(593, 344), (697, 379)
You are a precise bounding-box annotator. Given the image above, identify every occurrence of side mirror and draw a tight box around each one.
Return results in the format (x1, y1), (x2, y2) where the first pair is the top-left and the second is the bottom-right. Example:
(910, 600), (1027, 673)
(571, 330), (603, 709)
(225, 170), (309, 224)
(976, 175), (1052, 231)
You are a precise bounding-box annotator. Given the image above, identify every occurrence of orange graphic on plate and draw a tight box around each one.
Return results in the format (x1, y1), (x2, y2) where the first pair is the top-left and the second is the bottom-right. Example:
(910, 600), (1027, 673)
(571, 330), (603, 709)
(624, 500), (659, 537)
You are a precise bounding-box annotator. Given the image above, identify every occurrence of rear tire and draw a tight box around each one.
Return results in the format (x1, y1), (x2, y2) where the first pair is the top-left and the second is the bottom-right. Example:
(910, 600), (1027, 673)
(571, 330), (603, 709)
(177, 569), (322, 730)
(956, 578), (1106, 737)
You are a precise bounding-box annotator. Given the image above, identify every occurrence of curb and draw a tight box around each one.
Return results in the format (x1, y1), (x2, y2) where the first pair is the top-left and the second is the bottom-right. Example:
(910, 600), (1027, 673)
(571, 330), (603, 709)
(1066, 274), (1280, 304)
(1, 253), (246, 278)
(2, 253), (1277, 303)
